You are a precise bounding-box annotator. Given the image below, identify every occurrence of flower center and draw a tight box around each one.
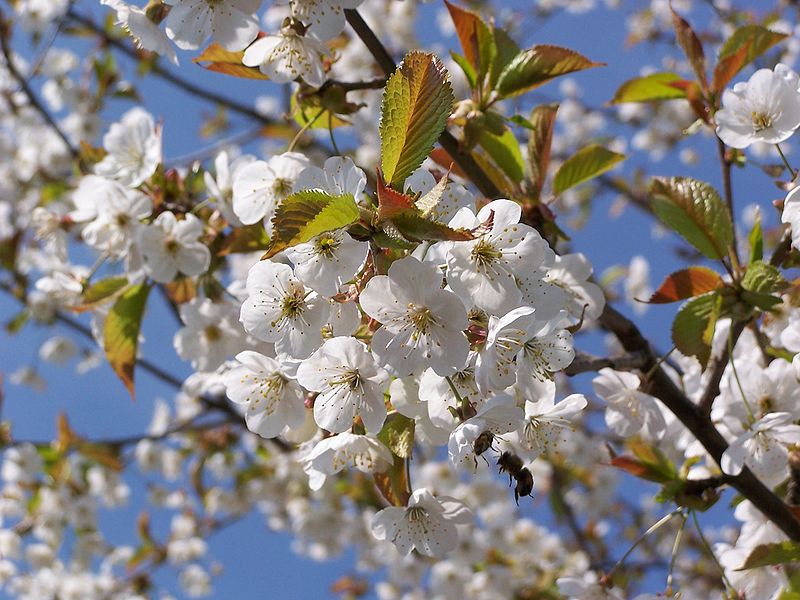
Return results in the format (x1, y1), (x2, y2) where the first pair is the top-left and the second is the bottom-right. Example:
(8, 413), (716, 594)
(315, 234), (339, 258)
(272, 177), (293, 198)
(470, 238), (502, 267)
(751, 111), (773, 132)
(406, 506), (428, 523)
(408, 305), (433, 334)
(331, 368), (362, 390)
(281, 289), (306, 319)
(204, 325), (222, 342)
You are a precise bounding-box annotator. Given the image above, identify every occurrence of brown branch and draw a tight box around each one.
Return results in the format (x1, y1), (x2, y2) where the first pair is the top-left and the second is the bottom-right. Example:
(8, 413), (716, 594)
(564, 350), (648, 376)
(0, 10), (79, 161)
(599, 303), (800, 541)
(67, 9), (277, 126)
(343, 9), (501, 200)
(697, 319), (747, 416)
(717, 138), (740, 270)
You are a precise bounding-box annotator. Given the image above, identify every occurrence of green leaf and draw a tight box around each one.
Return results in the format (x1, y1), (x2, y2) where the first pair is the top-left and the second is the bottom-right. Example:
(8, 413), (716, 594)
(264, 190), (360, 259)
(103, 282), (151, 398)
(672, 292), (720, 368)
(72, 276), (129, 313)
(489, 26), (521, 89)
(377, 413), (415, 458)
(449, 51), (476, 89)
(553, 144), (625, 194)
(739, 541), (800, 570)
(495, 45), (603, 98)
(610, 72), (689, 104)
(379, 52), (455, 187)
(713, 25), (788, 93)
(749, 210), (763, 264)
(477, 125), (525, 184)
(649, 177), (733, 260)
(742, 260), (787, 294)
(527, 103), (558, 199)
(5, 310), (29, 334)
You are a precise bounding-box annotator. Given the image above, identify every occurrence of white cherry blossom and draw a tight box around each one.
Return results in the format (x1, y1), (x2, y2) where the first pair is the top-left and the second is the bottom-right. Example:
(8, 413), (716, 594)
(519, 393), (587, 458)
(301, 432), (392, 490)
(164, 0), (261, 51)
(295, 156), (367, 199)
(716, 63), (800, 149)
(448, 394), (524, 471)
(101, 0), (179, 65)
(446, 199), (554, 315)
(721, 412), (800, 485)
(297, 336), (390, 434)
(223, 350), (306, 438)
(239, 260), (327, 358)
(94, 108), (161, 187)
(592, 368), (666, 440)
(139, 212), (210, 283)
(231, 152), (310, 227)
(371, 488), (472, 557)
(285, 229), (369, 297)
(242, 22), (328, 87)
(359, 256), (469, 377)
(173, 299), (243, 372)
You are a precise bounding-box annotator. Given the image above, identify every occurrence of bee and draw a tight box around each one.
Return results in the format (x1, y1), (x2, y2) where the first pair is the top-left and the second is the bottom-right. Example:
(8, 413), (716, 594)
(472, 431), (495, 466)
(497, 451), (534, 505)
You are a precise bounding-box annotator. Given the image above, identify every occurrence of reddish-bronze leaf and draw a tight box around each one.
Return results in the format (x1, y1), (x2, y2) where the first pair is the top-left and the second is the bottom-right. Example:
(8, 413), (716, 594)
(647, 266), (723, 304)
(671, 8), (707, 89)
(376, 171), (416, 220)
(194, 43), (269, 80)
(527, 103), (558, 199)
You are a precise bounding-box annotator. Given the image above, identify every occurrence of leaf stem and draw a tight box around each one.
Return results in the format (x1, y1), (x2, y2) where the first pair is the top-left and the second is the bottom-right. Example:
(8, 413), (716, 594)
(776, 143), (797, 179)
(691, 510), (736, 594)
(605, 509), (683, 580)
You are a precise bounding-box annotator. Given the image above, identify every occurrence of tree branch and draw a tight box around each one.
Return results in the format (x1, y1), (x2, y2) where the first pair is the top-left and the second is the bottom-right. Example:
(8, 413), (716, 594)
(599, 303), (800, 540)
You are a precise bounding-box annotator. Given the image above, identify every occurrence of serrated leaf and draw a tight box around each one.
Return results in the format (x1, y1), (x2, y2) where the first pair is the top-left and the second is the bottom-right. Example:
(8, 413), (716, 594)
(219, 223), (270, 256)
(610, 72), (689, 103)
(553, 144), (625, 194)
(672, 292), (719, 368)
(379, 52), (455, 187)
(72, 276), (129, 313)
(103, 282), (151, 398)
(477, 125), (525, 183)
(742, 260), (787, 294)
(739, 541), (800, 570)
(713, 25), (787, 93)
(495, 45), (603, 98)
(528, 103), (558, 199)
(194, 43), (269, 80)
(263, 190), (360, 259)
(373, 454), (411, 507)
(649, 177), (733, 260)
(391, 211), (474, 242)
(377, 413), (415, 458)
(489, 27), (521, 89)
(647, 267), (723, 303)
(671, 8), (707, 88)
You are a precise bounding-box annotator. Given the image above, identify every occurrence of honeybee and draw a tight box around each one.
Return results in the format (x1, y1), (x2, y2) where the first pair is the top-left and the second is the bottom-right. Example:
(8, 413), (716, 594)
(497, 451), (534, 505)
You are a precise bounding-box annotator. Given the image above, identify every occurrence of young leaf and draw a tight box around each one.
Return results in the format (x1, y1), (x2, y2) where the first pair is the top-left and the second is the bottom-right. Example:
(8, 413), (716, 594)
(739, 541), (800, 570)
(649, 177), (733, 260)
(495, 45), (603, 98)
(477, 125), (525, 184)
(219, 223), (270, 256)
(373, 454), (411, 507)
(377, 413), (415, 459)
(444, 1), (495, 83)
(742, 260), (787, 295)
(648, 267), (723, 304)
(450, 51), (477, 89)
(610, 72), (689, 104)
(489, 27), (521, 89)
(379, 52), (455, 187)
(263, 190), (360, 259)
(72, 276), (129, 313)
(748, 210), (763, 264)
(103, 282), (151, 398)
(528, 103), (558, 200)
(553, 144), (625, 194)
(712, 25), (787, 94)
(194, 43), (269, 80)
(671, 9), (707, 88)
(671, 292), (720, 369)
